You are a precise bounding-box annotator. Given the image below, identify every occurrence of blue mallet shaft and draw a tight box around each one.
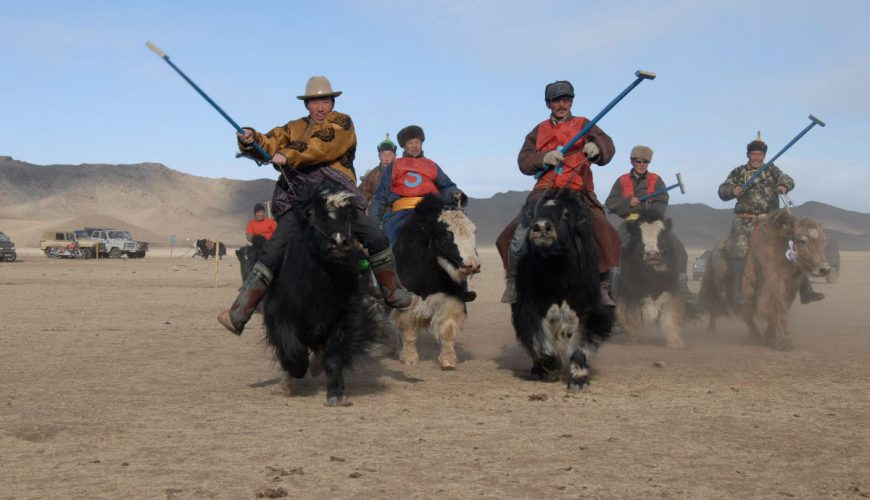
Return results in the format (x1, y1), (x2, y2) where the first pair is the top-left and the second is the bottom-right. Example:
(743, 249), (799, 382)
(146, 41), (271, 163)
(740, 115), (826, 190)
(535, 70), (656, 180)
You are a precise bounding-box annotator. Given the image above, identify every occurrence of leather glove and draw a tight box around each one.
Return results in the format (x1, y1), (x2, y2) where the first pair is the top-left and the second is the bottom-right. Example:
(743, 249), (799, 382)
(583, 142), (600, 161)
(542, 149), (564, 167)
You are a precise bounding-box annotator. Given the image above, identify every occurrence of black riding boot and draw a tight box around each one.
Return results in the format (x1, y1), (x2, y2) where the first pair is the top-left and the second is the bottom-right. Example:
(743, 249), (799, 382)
(217, 261), (272, 335)
(501, 223), (528, 304)
(728, 258), (746, 305)
(370, 249), (416, 309)
(799, 273), (825, 304)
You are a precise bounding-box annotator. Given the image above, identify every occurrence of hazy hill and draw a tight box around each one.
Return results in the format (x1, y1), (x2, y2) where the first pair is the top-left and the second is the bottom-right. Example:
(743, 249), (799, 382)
(2, 156), (868, 251)
(0, 156), (273, 246)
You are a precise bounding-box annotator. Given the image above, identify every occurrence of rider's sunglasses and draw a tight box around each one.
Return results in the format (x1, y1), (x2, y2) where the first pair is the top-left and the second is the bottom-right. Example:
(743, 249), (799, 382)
(631, 158), (650, 164)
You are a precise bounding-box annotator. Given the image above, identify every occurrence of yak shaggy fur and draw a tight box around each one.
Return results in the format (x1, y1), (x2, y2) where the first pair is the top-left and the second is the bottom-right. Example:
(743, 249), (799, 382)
(700, 209), (831, 350)
(615, 210), (686, 348)
(391, 194), (480, 370)
(262, 187), (379, 406)
(511, 192), (613, 391)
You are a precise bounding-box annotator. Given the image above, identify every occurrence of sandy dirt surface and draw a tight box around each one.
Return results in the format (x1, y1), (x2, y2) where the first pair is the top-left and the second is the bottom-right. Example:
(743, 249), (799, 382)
(1, 247), (868, 499)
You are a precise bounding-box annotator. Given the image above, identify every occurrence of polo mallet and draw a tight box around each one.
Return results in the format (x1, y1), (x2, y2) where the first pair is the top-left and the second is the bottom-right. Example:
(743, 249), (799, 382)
(740, 114), (826, 190)
(146, 41), (271, 164)
(535, 69), (656, 180)
(638, 173), (686, 202)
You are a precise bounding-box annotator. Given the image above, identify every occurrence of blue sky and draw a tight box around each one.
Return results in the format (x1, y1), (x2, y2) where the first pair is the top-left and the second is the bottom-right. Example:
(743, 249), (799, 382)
(2, 1), (868, 210)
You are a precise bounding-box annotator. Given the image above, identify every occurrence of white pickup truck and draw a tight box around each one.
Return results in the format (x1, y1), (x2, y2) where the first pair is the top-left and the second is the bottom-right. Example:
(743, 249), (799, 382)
(85, 228), (149, 259)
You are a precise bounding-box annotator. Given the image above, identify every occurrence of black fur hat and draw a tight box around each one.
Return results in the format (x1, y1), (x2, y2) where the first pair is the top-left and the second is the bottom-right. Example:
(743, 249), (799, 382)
(397, 125), (425, 148)
(747, 131), (768, 154)
(253, 202), (266, 214)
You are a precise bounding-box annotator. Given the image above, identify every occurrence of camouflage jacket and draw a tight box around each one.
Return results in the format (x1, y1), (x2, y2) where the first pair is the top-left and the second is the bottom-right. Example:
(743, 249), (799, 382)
(718, 162), (794, 215)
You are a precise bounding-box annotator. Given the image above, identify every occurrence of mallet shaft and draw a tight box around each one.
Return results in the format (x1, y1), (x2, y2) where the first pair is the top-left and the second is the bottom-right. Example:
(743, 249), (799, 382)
(535, 70), (656, 179)
(740, 115), (826, 190)
(638, 182), (683, 202)
(146, 41), (271, 163)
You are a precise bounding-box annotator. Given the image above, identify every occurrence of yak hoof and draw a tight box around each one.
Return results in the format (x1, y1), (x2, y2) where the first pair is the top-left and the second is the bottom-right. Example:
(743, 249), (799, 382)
(775, 338), (794, 351)
(568, 376), (590, 392)
(667, 338), (686, 349)
(530, 366), (560, 383)
(326, 395), (353, 407)
(281, 374), (294, 397)
(439, 353), (457, 370)
(400, 349), (419, 366)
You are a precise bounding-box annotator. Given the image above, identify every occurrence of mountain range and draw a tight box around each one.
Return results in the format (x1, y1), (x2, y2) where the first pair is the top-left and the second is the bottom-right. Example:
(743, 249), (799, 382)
(2, 156), (868, 251)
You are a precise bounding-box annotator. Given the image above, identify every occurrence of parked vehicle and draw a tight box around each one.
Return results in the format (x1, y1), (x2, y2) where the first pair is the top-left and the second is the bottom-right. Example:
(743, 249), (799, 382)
(84, 228), (148, 258)
(39, 230), (103, 259)
(692, 249), (712, 280)
(0, 230), (16, 262)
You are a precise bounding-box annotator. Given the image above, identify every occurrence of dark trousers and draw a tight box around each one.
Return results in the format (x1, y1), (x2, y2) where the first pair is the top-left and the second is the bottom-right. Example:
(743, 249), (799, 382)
(258, 209), (389, 271)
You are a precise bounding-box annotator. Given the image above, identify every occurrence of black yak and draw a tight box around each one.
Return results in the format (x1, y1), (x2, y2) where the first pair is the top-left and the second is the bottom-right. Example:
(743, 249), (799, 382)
(262, 187), (379, 406)
(614, 210), (686, 348)
(512, 192), (613, 390)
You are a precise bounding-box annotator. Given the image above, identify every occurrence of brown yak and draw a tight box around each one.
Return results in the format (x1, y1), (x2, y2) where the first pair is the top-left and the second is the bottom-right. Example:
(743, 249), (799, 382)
(700, 209), (830, 350)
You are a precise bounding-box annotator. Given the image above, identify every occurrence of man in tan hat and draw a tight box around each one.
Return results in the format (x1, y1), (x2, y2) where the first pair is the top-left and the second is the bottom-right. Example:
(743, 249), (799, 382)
(605, 145), (695, 302)
(358, 133), (397, 209)
(495, 80), (619, 305)
(218, 76), (416, 336)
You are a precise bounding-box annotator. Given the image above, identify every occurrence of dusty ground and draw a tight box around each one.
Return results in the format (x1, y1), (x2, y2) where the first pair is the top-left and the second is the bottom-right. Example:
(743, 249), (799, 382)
(1, 247), (868, 499)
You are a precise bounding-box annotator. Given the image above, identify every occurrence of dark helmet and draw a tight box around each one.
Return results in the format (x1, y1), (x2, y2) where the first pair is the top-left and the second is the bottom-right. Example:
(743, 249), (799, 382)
(253, 202), (266, 214)
(397, 125), (425, 148)
(746, 131), (768, 154)
(545, 80), (575, 103)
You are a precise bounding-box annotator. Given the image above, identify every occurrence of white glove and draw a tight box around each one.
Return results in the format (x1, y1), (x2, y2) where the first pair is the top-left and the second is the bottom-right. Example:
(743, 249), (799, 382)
(583, 142), (600, 160)
(542, 149), (564, 167)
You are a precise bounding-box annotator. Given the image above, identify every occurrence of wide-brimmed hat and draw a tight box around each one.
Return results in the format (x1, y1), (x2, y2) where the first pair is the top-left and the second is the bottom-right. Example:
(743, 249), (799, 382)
(296, 76), (342, 100)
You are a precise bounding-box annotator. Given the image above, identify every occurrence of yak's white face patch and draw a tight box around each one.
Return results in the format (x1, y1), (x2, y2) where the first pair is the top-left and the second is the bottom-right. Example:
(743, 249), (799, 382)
(543, 200), (558, 207)
(437, 210), (480, 283)
(325, 192), (354, 219)
(639, 220), (665, 255)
